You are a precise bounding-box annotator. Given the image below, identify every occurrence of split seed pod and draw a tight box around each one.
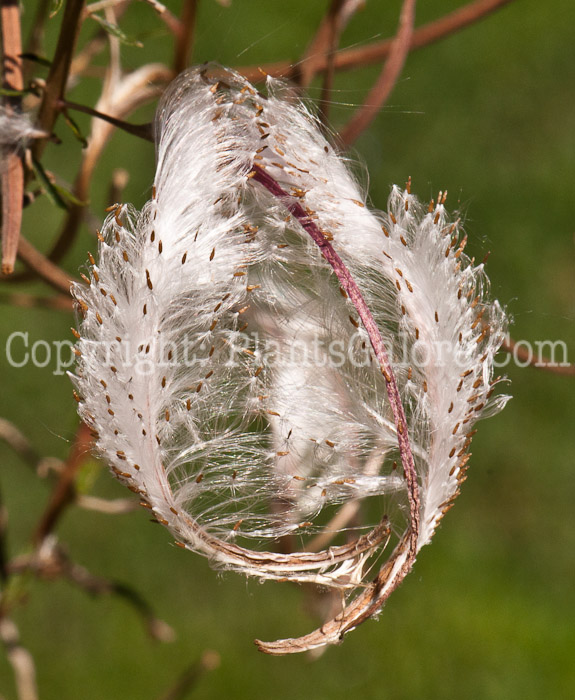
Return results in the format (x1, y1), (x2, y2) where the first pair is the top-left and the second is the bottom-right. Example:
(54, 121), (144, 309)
(71, 65), (509, 655)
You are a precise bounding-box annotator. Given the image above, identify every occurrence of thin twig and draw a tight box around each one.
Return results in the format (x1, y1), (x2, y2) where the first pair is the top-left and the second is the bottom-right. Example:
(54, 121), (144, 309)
(33, 0), (86, 161)
(0, 618), (39, 700)
(236, 0), (516, 83)
(0, 418), (42, 470)
(77, 495), (138, 514)
(157, 652), (221, 700)
(339, 0), (416, 146)
(318, 0), (362, 123)
(33, 422), (92, 545)
(0, 418), (65, 483)
(64, 560), (175, 641)
(501, 336), (575, 376)
(5, 67), (165, 283)
(1, 0), (25, 275)
(297, 0), (363, 89)
(7, 544), (175, 642)
(9, 235), (77, 293)
(0, 291), (74, 311)
(173, 0), (198, 74)
(69, 0), (130, 80)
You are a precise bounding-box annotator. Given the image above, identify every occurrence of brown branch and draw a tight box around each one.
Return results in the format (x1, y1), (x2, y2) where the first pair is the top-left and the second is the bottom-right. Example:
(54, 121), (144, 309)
(1, 0), (25, 275)
(297, 0), (363, 89)
(339, 0), (416, 146)
(70, 0), (130, 79)
(7, 235), (77, 293)
(0, 291), (74, 311)
(501, 336), (575, 376)
(236, 0), (516, 83)
(173, 0), (198, 74)
(5, 67), (166, 284)
(33, 0), (85, 161)
(33, 421), (93, 545)
(316, 0), (365, 124)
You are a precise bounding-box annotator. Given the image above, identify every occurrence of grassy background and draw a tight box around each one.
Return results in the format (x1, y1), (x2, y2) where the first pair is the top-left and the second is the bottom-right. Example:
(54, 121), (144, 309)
(1, 0), (574, 697)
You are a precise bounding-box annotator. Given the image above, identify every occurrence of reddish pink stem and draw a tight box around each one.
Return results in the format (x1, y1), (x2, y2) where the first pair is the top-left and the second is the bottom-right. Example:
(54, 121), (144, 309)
(251, 164), (420, 533)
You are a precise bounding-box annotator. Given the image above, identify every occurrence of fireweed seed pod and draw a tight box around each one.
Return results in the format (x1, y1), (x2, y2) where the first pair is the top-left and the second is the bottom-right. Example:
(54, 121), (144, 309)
(70, 65), (509, 655)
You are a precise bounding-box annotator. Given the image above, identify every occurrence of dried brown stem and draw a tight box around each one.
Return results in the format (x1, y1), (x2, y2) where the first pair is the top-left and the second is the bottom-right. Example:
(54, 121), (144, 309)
(236, 0), (515, 83)
(1, 0), (25, 275)
(107, 167), (130, 205)
(33, 422), (93, 545)
(1, 155), (24, 275)
(339, 0), (416, 146)
(0, 418), (65, 484)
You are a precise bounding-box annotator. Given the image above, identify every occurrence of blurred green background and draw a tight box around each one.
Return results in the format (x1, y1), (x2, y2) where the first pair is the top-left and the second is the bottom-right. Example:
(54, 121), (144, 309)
(1, 0), (574, 698)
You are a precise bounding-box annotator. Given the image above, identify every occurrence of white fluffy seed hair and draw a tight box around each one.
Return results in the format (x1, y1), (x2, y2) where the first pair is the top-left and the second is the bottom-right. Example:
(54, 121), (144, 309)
(71, 64), (509, 654)
(0, 108), (45, 150)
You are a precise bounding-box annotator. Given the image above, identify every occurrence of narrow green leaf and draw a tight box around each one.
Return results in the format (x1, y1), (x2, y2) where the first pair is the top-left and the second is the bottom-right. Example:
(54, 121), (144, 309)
(31, 156), (68, 210)
(19, 53), (52, 68)
(76, 458), (102, 495)
(0, 87), (31, 97)
(90, 14), (144, 48)
(53, 183), (87, 207)
(49, 0), (64, 19)
(63, 111), (88, 147)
